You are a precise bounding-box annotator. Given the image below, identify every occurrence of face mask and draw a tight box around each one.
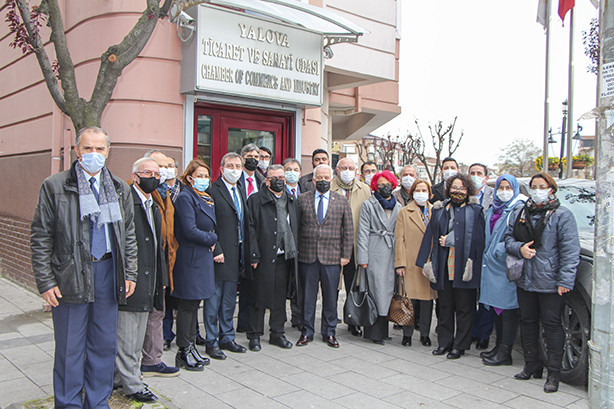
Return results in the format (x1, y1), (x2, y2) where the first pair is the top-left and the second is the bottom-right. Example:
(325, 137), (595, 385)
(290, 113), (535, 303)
(138, 176), (159, 194)
(449, 191), (467, 205)
(79, 152), (106, 174)
(339, 170), (356, 185)
(244, 157), (258, 171)
(378, 185), (394, 198)
(530, 188), (550, 203)
(315, 180), (331, 194)
(223, 168), (242, 184)
(364, 174), (374, 187)
(284, 170), (300, 184)
(269, 179), (285, 193)
(496, 190), (514, 203)
(158, 168), (168, 184)
(192, 177), (210, 192)
(442, 169), (457, 181)
(471, 175), (484, 188)
(401, 176), (416, 190)
(258, 160), (269, 171)
(413, 192), (429, 206)
(166, 168), (176, 179)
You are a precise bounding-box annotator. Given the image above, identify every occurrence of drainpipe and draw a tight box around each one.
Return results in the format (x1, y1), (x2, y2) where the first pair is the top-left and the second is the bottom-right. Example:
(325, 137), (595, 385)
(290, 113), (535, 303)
(589, 0), (614, 407)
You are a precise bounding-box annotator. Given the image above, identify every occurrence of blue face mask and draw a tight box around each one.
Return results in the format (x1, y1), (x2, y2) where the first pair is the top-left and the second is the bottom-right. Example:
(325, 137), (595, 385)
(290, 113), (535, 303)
(79, 152), (106, 174)
(284, 170), (300, 184)
(193, 177), (210, 192)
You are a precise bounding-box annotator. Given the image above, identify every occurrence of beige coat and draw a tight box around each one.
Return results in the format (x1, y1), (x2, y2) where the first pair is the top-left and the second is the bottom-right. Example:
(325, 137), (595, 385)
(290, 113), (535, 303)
(394, 201), (437, 300)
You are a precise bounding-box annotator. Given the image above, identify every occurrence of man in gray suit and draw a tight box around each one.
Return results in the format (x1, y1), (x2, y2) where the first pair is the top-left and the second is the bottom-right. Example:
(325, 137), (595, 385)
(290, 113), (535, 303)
(469, 163), (494, 210)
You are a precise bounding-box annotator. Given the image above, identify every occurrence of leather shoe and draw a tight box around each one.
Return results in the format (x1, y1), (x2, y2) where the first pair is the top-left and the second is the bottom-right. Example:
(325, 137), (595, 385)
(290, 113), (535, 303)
(189, 343), (210, 365)
(348, 325), (363, 337)
(195, 335), (206, 346)
(323, 335), (339, 348)
(269, 335), (293, 349)
(432, 346), (452, 355)
(420, 336), (432, 347)
(205, 346), (227, 360)
(127, 387), (157, 403)
(447, 349), (465, 359)
(476, 339), (489, 350)
(401, 336), (412, 347)
(296, 334), (313, 346)
(163, 339), (172, 351)
(219, 340), (247, 353)
(372, 339), (385, 345)
(249, 338), (261, 351)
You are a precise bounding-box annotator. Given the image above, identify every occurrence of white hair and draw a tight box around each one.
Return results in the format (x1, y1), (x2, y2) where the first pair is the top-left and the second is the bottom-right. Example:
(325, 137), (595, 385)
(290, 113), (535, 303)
(132, 157), (157, 174)
(313, 164), (333, 177)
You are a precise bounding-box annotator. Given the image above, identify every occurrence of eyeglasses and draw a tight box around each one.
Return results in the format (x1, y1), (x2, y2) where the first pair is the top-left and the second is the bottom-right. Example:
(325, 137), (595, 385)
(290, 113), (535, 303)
(363, 169), (377, 175)
(137, 170), (161, 179)
(337, 166), (356, 172)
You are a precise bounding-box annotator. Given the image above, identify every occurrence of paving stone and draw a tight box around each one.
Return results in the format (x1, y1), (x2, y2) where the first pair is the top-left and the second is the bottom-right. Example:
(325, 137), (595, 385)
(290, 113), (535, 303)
(331, 370), (404, 398)
(441, 393), (509, 409)
(0, 377), (47, 408)
(215, 386), (288, 409)
(381, 373), (462, 401)
(492, 377), (583, 407)
(383, 390), (457, 408)
(435, 374), (518, 403)
(0, 357), (23, 382)
(332, 391), (402, 409)
(504, 395), (568, 409)
(283, 371), (353, 400)
(231, 369), (299, 397)
(273, 389), (347, 409)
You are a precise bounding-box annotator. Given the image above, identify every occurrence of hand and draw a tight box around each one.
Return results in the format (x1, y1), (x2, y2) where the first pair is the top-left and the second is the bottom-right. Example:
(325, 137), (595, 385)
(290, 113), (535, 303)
(125, 280), (136, 298)
(520, 241), (536, 259)
(42, 286), (62, 307)
(439, 235), (447, 247)
(360, 263), (367, 269)
(214, 253), (225, 263)
(558, 286), (571, 296)
(341, 258), (350, 266)
(251, 263), (258, 269)
(396, 267), (405, 277)
(211, 244), (216, 252)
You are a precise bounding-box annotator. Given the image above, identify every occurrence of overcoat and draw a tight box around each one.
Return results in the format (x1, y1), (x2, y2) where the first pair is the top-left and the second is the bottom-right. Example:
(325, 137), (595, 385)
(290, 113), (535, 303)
(394, 200), (437, 300)
(247, 188), (299, 308)
(416, 198), (485, 291)
(356, 196), (401, 315)
(171, 186), (217, 300)
(207, 176), (252, 281)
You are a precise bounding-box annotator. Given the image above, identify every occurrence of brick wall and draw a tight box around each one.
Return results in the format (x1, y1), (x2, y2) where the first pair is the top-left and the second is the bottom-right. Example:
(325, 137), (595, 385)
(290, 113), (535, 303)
(0, 215), (36, 292)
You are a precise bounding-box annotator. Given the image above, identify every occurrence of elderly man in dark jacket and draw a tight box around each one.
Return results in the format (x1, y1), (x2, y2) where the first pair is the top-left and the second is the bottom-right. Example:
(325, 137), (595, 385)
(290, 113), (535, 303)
(30, 127), (138, 408)
(246, 164), (298, 351)
(114, 158), (171, 403)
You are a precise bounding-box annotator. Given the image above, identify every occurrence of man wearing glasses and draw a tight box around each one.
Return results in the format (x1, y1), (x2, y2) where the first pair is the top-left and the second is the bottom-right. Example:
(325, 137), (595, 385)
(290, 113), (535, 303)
(245, 165), (298, 351)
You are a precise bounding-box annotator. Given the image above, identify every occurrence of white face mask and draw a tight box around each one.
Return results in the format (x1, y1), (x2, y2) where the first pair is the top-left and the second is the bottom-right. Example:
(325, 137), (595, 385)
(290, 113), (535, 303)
(166, 168), (176, 179)
(158, 168), (168, 184)
(401, 176), (416, 190)
(223, 168), (242, 184)
(471, 175), (484, 188)
(413, 192), (429, 206)
(258, 160), (269, 171)
(284, 170), (300, 184)
(530, 188), (550, 203)
(339, 169), (356, 185)
(442, 169), (458, 181)
(496, 190), (514, 203)
(364, 173), (374, 187)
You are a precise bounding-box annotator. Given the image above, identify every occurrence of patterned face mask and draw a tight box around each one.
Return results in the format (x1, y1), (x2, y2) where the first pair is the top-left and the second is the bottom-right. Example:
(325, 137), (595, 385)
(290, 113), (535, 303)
(449, 190), (467, 205)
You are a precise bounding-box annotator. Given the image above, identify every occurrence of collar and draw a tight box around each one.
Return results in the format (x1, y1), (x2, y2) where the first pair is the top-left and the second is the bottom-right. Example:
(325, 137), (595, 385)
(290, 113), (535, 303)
(222, 177), (237, 191)
(80, 165), (101, 186)
(132, 184), (151, 206)
(314, 190), (330, 200)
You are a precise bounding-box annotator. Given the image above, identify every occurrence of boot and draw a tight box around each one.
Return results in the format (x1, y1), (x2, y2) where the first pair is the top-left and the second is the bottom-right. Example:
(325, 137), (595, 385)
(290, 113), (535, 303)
(514, 347), (543, 380)
(544, 372), (560, 393)
(480, 344), (499, 359)
(482, 344), (512, 366)
(175, 347), (204, 371)
(189, 342), (210, 366)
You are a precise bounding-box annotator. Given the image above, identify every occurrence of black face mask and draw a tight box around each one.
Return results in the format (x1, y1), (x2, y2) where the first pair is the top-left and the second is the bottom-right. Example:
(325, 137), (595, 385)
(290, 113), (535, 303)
(244, 157), (258, 171)
(138, 176), (159, 194)
(269, 179), (285, 193)
(315, 180), (331, 194)
(378, 185), (394, 198)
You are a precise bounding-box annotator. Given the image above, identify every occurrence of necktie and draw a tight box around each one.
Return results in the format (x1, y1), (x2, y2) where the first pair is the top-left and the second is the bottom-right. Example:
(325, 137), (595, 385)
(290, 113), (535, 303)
(145, 198), (155, 233)
(291, 188), (296, 198)
(231, 187), (243, 241)
(345, 189), (349, 198)
(89, 177), (107, 259)
(247, 177), (254, 196)
(317, 194), (325, 224)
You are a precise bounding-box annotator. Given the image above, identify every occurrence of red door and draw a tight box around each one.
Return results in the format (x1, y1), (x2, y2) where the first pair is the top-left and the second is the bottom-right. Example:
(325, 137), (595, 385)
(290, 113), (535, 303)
(194, 104), (294, 179)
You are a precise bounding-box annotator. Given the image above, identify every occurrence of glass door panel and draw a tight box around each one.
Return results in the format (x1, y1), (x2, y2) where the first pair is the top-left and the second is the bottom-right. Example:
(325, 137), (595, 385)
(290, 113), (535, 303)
(228, 128), (275, 162)
(196, 115), (212, 170)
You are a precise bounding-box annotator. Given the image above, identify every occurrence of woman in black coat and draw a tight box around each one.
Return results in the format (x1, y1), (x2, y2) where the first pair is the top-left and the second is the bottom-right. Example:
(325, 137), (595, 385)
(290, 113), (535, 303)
(416, 174), (485, 359)
(171, 159), (217, 371)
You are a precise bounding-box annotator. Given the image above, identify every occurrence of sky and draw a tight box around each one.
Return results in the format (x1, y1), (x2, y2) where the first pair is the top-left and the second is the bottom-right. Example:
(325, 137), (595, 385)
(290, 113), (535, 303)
(374, 0), (599, 168)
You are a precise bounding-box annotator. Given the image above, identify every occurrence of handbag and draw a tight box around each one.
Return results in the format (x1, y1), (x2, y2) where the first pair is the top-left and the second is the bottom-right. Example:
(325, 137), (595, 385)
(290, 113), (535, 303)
(344, 266), (378, 327)
(506, 254), (524, 281)
(387, 275), (415, 326)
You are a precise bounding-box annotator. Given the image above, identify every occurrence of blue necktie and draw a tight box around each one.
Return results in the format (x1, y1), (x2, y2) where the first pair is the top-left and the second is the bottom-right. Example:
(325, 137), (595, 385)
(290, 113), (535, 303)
(89, 177), (107, 259)
(317, 194), (325, 224)
(231, 187), (243, 242)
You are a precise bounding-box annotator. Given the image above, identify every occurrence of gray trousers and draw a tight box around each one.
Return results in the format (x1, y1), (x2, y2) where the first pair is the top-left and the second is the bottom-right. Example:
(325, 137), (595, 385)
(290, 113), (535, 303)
(142, 307), (164, 366)
(114, 311), (149, 394)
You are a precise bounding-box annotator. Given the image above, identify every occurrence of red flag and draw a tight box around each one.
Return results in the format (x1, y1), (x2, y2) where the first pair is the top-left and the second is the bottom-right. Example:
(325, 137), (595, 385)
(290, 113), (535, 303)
(558, 0), (575, 22)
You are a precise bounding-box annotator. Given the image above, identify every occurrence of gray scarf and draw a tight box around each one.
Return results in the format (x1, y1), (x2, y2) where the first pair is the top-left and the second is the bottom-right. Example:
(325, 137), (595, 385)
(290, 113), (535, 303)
(274, 191), (296, 260)
(76, 165), (123, 228)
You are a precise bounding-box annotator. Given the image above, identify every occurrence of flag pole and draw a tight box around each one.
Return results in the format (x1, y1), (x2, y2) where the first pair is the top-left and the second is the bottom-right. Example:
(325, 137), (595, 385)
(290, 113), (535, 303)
(543, 0), (551, 173)
(564, 7), (575, 178)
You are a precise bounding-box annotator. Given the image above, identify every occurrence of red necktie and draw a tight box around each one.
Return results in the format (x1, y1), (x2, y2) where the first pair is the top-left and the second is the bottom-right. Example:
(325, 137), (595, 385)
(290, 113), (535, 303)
(291, 188), (296, 198)
(247, 177), (254, 196)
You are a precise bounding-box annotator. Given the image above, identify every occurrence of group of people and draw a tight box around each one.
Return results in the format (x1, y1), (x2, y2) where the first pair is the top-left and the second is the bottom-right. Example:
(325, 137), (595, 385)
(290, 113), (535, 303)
(31, 126), (581, 408)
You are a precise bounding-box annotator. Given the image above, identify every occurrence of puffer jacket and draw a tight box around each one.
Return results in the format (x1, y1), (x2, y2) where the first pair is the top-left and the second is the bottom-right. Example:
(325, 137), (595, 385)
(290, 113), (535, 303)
(31, 161), (138, 304)
(504, 204), (580, 293)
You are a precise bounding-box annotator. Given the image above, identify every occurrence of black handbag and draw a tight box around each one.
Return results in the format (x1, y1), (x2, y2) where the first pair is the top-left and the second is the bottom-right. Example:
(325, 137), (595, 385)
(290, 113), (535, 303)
(344, 266), (378, 327)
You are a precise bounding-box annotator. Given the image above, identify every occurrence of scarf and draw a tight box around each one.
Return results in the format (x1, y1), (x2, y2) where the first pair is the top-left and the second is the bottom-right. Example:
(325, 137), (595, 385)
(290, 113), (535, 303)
(335, 176), (354, 192)
(400, 188), (411, 205)
(157, 182), (169, 200)
(513, 195), (560, 248)
(189, 185), (214, 206)
(373, 191), (397, 210)
(273, 190), (297, 260)
(76, 165), (122, 228)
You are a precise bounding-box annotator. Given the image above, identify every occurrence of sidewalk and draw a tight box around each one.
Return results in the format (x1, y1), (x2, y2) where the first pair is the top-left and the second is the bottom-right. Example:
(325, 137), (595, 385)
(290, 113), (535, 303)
(0, 277), (588, 409)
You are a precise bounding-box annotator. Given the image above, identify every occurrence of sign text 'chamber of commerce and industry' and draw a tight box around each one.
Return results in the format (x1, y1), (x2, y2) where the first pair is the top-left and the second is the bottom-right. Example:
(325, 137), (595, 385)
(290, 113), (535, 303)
(194, 5), (323, 106)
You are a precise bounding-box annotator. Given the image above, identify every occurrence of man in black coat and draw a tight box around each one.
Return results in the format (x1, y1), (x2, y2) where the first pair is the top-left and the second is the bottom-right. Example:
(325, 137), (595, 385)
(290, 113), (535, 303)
(298, 148), (329, 193)
(204, 153), (250, 360)
(115, 158), (168, 403)
(246, 165), (298, 351)
(430, 157), (459, 203)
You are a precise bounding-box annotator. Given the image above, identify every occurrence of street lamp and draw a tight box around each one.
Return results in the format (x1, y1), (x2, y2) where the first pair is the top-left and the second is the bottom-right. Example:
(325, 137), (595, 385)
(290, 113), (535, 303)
(559, 100), (568, 178)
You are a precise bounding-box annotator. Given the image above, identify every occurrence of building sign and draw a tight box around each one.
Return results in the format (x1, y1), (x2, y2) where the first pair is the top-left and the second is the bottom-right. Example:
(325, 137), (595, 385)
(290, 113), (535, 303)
(195, 5), (323, 106)
(601, 62), (614, 98)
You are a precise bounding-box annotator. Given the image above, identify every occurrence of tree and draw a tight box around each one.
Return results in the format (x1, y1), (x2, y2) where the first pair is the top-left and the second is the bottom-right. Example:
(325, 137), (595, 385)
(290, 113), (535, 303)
(582, 18), (599, 75)
(497, 138), (541, 177)
(414, 116), (463, 185)
(4, 0), (173, 130)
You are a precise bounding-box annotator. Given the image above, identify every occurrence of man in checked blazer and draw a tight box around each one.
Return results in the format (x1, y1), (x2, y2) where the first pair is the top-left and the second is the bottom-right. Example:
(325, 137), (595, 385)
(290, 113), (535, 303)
(296, 164), (354, 348)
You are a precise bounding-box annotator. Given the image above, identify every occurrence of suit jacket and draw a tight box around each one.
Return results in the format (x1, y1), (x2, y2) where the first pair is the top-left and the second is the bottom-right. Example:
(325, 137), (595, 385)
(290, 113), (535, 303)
(238, 170), (264, 198)
(207, 176), (252, 281)
(478, 185), (494, 210)
(298, 172), (314, 193)
(297, 190), (354, 265)
(430, 181), (446, 204)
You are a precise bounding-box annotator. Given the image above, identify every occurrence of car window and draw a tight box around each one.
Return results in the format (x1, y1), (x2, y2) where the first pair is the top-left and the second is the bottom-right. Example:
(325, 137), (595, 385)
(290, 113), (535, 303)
(557, 185), (595, 237)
